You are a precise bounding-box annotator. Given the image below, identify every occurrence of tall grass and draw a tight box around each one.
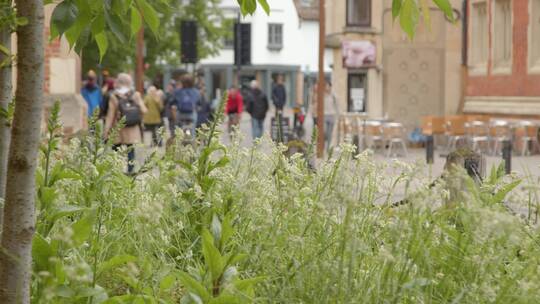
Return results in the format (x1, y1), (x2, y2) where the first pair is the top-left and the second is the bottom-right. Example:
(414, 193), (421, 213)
(30, 103), (540, 303)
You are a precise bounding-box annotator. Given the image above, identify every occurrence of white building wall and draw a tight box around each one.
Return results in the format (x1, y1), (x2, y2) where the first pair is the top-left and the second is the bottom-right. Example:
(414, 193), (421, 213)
(200, 0), (333, 73)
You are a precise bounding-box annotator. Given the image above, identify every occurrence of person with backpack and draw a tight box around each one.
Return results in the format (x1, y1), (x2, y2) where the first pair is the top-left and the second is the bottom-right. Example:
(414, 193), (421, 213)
(246, 80), (269, 140)
(196, 86), (213, 128)
(172, 75), (200, 137)
(104, 73), (147, 174)
(226, 86), (244, 135)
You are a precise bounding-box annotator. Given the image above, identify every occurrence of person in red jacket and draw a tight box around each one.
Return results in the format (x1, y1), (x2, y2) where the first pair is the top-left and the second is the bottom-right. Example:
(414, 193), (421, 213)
(226, 86), (244, 135)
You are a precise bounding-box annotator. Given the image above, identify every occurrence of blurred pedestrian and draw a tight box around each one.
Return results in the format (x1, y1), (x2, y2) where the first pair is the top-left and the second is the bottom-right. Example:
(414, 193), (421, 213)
(143, 86), (164, 146)
(272, 74), (286, 114)
(81, 70), (102, 118)
(246, 80), (269, 139)
(196, 87), (212, 128)
(226, 86), (244, 135)
(172, 75), (199, 137)
(99, 70), (115, 120)
(104, 73), (147, 174)
(311, 80), (339, 151)
(164, 80), (177, 135)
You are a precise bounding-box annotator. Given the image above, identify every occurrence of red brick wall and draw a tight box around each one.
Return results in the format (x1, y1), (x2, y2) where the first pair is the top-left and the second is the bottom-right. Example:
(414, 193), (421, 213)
(466, 0), (540, 97)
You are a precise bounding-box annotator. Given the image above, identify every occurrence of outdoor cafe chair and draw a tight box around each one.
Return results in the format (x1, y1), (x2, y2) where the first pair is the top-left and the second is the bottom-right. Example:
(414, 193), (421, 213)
(383, 122), (408, 158)
(490, 120), (512, 156)
(364, 120), (385, 152)
(514, 120), (539, 156)
(467, 120), (490, 153)
(444, 116), (467, 152)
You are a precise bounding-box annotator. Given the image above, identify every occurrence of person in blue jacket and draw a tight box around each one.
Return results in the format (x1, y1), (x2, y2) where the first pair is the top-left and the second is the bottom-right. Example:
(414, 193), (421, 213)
(81, 70), (102, 118)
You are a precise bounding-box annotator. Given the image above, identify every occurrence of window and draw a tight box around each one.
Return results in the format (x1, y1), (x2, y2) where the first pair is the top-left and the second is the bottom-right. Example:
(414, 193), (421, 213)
(347, 0), (371, 26)
(493, 0), (512, 72)
(348, 73), (367, 113)
(530, 0), (540, 71)
(268, 23), (283, 50)
(470, 2), (488, 71)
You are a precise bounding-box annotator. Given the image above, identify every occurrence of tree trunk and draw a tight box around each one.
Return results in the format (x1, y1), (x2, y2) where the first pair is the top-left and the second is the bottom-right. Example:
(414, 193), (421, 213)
(0, 0), (44, 302)
(0, 13), (13, 214)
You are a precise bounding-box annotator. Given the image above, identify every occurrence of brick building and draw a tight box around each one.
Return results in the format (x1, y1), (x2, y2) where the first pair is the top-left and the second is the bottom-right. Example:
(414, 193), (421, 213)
(463, 0), (540, 116)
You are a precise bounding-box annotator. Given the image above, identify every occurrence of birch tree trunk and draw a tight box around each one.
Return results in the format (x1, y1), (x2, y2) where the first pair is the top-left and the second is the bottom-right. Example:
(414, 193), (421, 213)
(0, 0), (44, 302)
(0, 15), (13, 215)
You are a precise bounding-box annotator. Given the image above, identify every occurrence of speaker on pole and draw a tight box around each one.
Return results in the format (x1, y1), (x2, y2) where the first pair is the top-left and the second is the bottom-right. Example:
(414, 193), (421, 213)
(181, 20), (198, 64)
(234, 23), (251, 66)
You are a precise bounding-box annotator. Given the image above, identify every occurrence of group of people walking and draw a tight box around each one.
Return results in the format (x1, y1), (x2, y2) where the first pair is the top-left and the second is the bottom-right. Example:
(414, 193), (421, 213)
(80, 69), (339, 173)
(81, 70), (213, 173)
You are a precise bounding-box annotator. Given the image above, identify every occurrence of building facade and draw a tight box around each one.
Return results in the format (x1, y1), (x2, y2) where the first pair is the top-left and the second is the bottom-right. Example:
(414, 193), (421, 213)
(326, 0), (463, 129)
(463, 0), (540, 116)
(200, 0), (333, 107)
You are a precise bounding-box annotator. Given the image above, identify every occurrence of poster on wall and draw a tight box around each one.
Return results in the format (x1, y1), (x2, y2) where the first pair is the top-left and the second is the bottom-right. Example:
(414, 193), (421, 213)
(350, 88), (365, 112)
(342, 41), (376, 69)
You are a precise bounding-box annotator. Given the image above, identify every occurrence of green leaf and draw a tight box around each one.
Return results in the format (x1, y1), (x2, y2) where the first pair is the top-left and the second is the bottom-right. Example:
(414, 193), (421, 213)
(257, 0), (270, 14)
(159, 273), (176, 291)
(48, 206), (88, 224)
(493, 180), (521, 204)
(202, 229), (224, 281)
(97, 255), (137, 276)
(130, 8), (143, 36)
(233, 276), (265, 292)
(91, 15), (106, 36)
(392, 0), (402, 20)
(104, 10), (127, 43)
(208, 294), (241, 304)
(51, 1), (79, 36)
(135, 0), (159, 36)
(54, 285), (75, 298)
(71, 215), (94, 246)
(433, 0), (455, 22)
(95, 32), (109, 61)
(221, 215), (233, 246)
(32, 233), (53, 272)
(177, 272), (210, 302)
(211, 214), (222, 244)
(239, 0), (257, 15)
(420, 0), (431, 31)
(399, 0), (419, 40)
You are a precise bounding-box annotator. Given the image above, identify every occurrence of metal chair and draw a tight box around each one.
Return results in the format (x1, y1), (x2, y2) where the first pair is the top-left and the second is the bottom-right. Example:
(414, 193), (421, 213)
(444, 116), (468, 152)
(467, 120), (490, 153)
(490, 120), (512, 156)
(514, 121), (539, 156)
(364, 120), (385, 152)
(383, 122), (408, 157)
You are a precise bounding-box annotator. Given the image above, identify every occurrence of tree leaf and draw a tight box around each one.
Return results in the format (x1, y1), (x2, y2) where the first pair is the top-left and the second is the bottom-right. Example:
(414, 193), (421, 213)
(399, 0), (419, 40)
(51, 1), (79, 36)
(95, 32), (109, 61)
(105, 10), (127, 43)
(433, 0), (455, 22)
(130, 8), (143, 36)
(135, 0), (159, 36)
(392, 0), (402, 20)
(201, 228), (224, 281)
(257, 0), (270, 14)
(420, 0), (431, 31)
(91, 14), (106, 36)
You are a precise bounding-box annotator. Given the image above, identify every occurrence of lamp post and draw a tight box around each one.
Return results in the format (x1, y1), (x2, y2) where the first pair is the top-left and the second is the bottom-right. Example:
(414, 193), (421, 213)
(317, 0), (325, 157)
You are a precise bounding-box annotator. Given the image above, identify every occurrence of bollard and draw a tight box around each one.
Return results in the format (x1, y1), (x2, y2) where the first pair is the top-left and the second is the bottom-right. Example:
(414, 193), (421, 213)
(426, 135), (434, 164)
(502, 140), (512, 174)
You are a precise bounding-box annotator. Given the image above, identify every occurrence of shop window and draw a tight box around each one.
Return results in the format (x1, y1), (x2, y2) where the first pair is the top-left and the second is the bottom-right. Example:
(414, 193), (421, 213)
(268, 24), (283, 50)
(530, 0), (540, 71)
(470, 1), (488, 72)
(348, 73), (367, 113)
(347, 0), (371, 27)
(493, 0), (512, 72)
